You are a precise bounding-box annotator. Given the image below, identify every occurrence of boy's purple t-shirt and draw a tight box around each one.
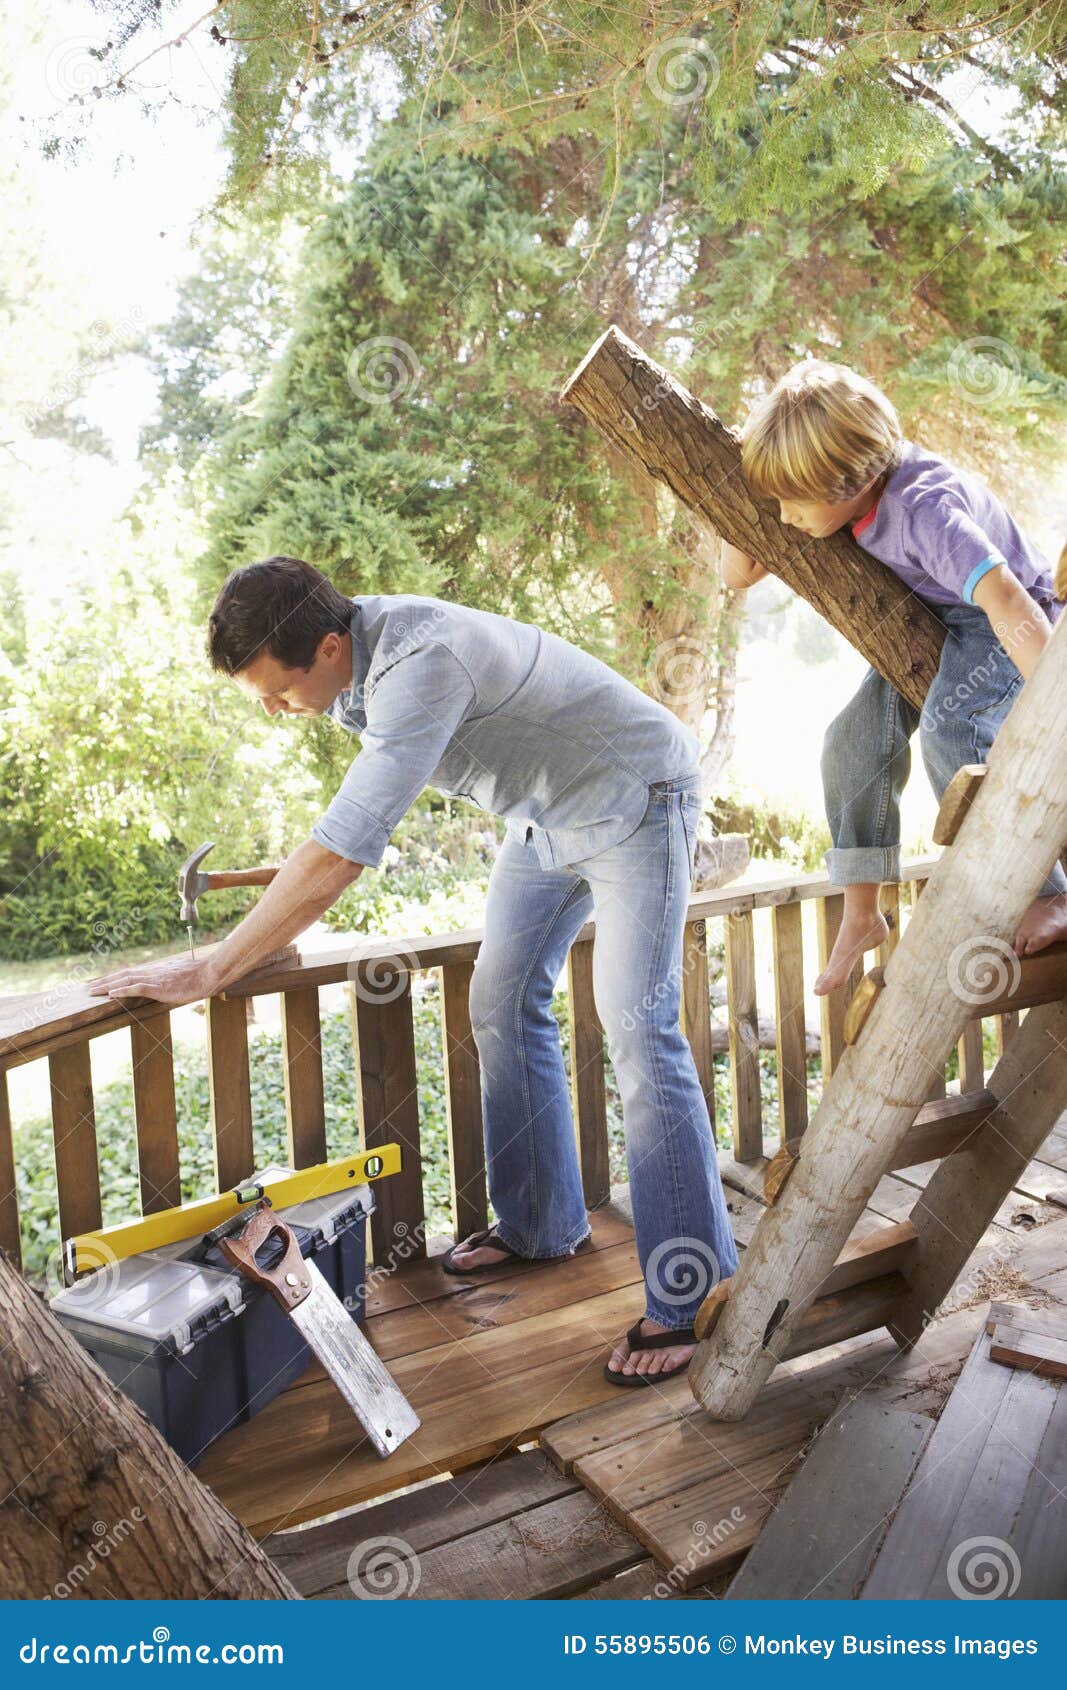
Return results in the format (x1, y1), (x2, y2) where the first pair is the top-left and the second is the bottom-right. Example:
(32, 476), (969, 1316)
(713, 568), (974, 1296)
(850, 440), (1058, 615)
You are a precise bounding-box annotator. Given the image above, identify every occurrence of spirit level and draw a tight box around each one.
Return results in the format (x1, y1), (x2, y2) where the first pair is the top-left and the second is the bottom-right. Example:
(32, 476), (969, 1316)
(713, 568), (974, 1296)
(64, 1145), (401, 1277)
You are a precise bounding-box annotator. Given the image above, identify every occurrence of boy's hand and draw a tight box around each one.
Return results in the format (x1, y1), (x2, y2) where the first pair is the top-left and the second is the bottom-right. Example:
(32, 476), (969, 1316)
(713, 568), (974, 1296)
(720, 541), (769, 591)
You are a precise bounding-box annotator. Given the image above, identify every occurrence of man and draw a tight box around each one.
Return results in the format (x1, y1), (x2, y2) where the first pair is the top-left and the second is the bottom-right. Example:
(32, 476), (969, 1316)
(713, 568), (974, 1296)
(92, 556), (738, 1385)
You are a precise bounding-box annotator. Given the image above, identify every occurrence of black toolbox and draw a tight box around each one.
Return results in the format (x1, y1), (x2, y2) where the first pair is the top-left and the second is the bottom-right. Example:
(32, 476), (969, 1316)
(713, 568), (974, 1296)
(50, 1174), (375, 1465)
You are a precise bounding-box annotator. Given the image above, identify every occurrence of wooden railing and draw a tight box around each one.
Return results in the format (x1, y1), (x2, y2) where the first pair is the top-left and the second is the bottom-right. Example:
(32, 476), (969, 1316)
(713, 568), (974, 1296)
(1, 856), (1040, 1276)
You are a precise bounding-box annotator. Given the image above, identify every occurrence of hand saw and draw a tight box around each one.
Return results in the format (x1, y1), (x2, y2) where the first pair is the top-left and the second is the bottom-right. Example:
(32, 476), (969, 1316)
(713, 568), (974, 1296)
(221, 1200), (420, 1459)
(64, 1145), (401, 1277)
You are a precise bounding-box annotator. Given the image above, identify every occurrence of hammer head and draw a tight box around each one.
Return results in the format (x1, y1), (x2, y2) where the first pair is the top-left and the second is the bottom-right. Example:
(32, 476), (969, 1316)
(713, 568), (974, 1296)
(178, 841), (215, 924)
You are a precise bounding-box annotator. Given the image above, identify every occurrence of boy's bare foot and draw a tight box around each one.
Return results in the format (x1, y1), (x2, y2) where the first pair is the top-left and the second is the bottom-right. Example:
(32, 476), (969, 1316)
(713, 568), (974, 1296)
(814, 912), (890, 996)
(606, 1317), (696, 1380)
(1013, 892), (1067, 957)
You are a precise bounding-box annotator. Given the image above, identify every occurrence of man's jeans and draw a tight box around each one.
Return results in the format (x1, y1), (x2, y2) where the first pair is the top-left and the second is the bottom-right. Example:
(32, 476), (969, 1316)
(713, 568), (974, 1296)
(822, 601), (1067, 896)
(468, 775), (740, 1331)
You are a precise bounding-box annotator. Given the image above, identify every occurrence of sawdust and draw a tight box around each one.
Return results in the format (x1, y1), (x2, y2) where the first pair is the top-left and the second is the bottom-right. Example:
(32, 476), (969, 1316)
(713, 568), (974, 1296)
(947, 1265), (1050, 1315)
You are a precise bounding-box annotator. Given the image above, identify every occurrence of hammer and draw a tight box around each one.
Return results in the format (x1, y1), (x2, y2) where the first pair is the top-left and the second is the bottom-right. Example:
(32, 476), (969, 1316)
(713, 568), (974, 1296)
(179, 841), (282, 956)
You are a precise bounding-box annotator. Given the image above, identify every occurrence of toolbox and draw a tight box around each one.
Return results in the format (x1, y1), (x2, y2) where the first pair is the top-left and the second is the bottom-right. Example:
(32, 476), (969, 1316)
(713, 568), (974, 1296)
(50, 1173), (375, 1465)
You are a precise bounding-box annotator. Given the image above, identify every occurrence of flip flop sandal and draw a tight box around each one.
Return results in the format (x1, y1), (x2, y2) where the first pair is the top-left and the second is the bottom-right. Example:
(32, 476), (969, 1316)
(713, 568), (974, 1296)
(440, 1228), (593, 1277)
(604, 1319), (698, 1387)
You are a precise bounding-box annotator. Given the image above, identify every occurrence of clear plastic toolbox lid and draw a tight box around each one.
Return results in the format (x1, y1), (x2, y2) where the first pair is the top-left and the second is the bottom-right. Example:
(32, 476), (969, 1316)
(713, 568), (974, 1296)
(51, 1253), (245, 1355)
(50, 1167), (375, 1353)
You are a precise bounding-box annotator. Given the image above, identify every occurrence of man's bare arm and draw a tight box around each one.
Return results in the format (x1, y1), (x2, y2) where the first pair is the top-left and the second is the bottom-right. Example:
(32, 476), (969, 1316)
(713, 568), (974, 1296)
(90, 838), (364, 1005)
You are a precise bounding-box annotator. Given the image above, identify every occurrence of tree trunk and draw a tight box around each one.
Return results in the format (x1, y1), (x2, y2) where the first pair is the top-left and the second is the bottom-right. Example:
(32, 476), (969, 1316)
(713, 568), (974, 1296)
(563, 325), (946, 710)
(688, 607), (1067, 1419)
(0, 1251), (299, 1599)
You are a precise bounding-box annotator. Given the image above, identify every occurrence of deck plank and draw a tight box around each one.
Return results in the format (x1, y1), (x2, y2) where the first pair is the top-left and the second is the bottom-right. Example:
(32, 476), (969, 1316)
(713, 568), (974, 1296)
(264, 1450), (579, 1596)
(725, 1398), (932, 1600)
(862, 1318), (1067, 1599)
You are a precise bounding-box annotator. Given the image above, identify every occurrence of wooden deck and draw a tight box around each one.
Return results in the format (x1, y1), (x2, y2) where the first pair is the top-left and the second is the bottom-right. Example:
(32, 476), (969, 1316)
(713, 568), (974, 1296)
(252, 1119), (1067, 1598)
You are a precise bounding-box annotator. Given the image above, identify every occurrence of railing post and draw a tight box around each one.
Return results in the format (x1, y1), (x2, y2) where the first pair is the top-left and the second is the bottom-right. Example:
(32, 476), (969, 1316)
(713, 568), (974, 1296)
(280, 987), (328, 1168)
(439, 960), (488, 1243)
(48, 1045), (102, 1239)
(567, 938), (611, 1210)
(725, 911), (762, 1160)
(206, 995), (255, 1191)
(349, 970), (426, 1263)
(681, 919), (716, 1132)
(130, 1010), (181, 1214)
(0, 1069), (20, 1268)
(770, 901), (808, 1144)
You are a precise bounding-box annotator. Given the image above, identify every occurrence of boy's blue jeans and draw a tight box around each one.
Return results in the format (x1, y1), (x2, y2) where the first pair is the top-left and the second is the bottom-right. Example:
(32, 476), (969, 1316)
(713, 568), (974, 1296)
(822, 601), (1067, 897)
(468, 775), (740, 1331)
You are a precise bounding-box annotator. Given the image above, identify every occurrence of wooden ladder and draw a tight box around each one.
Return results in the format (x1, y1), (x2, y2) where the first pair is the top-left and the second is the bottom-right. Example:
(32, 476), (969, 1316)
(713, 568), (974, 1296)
(689, 620), (1067, 1422)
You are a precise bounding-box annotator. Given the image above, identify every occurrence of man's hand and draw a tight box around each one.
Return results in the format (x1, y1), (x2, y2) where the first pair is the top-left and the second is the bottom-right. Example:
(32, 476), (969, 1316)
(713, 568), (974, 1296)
(88, 839), (362, 1007)
(88, 953), (223, 1007)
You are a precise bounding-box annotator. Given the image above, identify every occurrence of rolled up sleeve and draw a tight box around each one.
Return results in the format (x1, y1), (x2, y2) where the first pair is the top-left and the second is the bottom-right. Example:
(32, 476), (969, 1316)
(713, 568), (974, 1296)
(311, 644), (476, 868)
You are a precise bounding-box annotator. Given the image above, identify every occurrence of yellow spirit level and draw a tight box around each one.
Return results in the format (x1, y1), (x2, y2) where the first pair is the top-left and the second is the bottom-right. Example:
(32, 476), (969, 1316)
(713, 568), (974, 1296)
(64, 1145), (401, 1277)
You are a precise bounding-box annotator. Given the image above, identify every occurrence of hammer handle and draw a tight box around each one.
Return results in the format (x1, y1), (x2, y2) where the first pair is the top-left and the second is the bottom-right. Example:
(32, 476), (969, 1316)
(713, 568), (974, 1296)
(204, 867), (281, 890)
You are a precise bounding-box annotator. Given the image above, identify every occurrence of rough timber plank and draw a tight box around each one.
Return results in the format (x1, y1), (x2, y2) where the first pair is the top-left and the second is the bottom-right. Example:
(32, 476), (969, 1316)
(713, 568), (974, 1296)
(725, 1398), (932, 1600)
(410, 1490), (645, 1600)
(264, 1451), (579, 1596)
(862, 1316), (1067, 1599)
(988, 1320), (1067, 1380)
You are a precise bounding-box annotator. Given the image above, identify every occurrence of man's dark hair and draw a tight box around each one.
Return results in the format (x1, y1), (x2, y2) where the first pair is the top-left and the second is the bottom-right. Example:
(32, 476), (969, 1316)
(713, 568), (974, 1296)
(208, 557), (354, 674)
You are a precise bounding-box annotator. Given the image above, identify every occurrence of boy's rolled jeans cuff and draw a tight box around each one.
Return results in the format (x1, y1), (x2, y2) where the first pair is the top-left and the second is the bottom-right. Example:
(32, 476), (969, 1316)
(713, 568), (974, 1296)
(824, 845), (901, 887)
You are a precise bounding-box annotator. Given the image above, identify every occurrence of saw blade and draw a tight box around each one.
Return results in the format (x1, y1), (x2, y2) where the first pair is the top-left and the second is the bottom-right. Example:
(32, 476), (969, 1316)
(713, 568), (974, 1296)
(289, 1260), (421, 1459)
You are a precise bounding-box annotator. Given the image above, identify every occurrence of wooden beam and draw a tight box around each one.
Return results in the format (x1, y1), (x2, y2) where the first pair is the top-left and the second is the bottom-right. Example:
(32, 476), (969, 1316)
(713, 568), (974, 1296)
(989, 1320), (1067, 1380)
(770, 901), (808, 1143)
(562, 325), (944, 708)
(695, 1222), (917, 1340)
(689, 609), (1067, 1419)
(891, 998), (1067, 1347)
(933, 763), (986, 845)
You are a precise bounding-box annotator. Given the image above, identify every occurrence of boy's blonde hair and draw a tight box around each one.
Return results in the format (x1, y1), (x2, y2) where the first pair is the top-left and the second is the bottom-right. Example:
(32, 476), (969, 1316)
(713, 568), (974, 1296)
(741, 359), (903, 504)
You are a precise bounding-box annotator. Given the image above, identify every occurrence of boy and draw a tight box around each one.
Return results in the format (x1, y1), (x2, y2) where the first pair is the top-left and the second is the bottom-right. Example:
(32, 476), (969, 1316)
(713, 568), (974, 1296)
(722, 359), (1067, 993)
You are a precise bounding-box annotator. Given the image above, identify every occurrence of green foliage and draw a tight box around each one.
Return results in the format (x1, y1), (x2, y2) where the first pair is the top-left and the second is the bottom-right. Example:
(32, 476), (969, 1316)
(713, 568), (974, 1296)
(0, 551), (324, 960)
(83, 4), (1066, 217)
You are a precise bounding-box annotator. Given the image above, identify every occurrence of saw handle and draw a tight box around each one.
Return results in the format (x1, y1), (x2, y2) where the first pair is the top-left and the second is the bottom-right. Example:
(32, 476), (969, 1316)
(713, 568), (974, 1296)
(219, 1201), (312, 1310)
(204, 866), (281, 890)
